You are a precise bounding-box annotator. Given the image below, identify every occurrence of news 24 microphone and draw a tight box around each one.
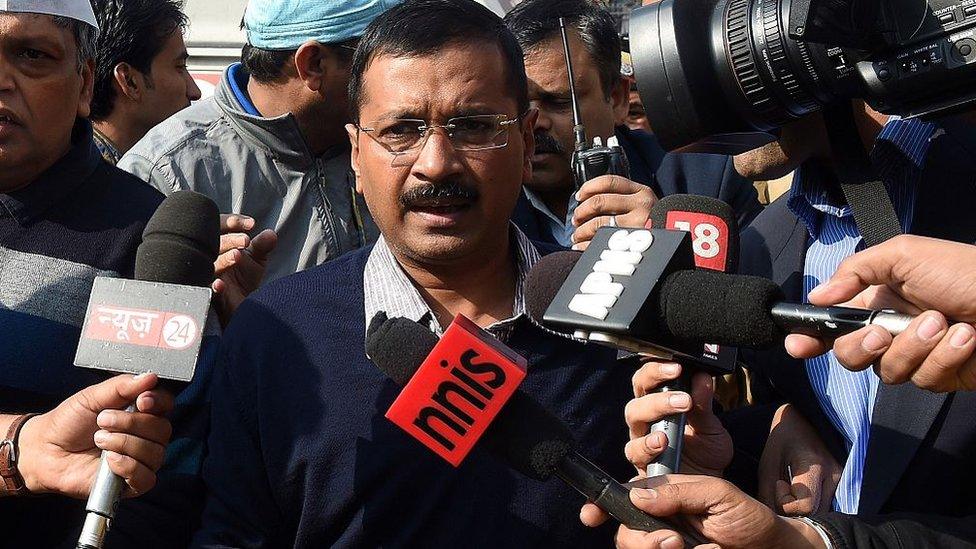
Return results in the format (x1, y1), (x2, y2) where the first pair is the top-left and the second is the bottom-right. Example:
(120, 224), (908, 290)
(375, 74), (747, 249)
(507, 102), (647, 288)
(529, 252), (917, 349)
(642, 195), (739, 476)
(73, 191), (220, 549)
(365, 313), (708, 546)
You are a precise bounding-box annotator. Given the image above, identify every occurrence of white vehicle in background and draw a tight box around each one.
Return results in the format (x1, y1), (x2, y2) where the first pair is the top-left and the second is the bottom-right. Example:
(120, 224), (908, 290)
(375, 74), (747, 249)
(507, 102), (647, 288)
(183, 0), (522, 98)
(184, 0), (246, 98)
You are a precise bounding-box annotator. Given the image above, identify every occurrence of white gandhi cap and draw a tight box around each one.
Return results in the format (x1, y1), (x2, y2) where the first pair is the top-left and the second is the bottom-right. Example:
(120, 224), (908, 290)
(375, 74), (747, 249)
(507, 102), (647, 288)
(0, 0), (98, 30)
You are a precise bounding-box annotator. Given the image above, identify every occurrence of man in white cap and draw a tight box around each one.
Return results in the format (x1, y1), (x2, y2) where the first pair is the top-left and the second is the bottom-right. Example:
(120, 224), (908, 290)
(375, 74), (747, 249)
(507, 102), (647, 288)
(0, 2), (183, 547)
(120, 0), (404, 283)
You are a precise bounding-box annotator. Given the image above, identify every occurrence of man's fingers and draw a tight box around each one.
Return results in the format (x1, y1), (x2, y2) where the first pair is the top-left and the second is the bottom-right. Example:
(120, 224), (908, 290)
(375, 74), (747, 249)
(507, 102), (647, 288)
(910, 323), (976, 392)
(580, 502), (610, 527)
(625, 392), (693, 438)
(214, 249), (242, 276)
(873, 312), (947, 385)
(97, 409), (173, 445)
(628, 475), (723, 518)
(247, 229), (278, 262)
(830, 326), (892, 372)
(784, 334), (830, 359)
(134, 389), (175, 416)
(572, 193), (648, 227)
(806, 237), (911, 306)
(625, 431), (668, 470)
(575, 174), (643, 202)
(615, 526), (686, 549)
(94, 431), (167, 471)
(219, 233), (250, 255)
(81, 373), (160, 412)
(219, 214), (255, 233)
(572, 216), (615, 250)
(104, 451), (157, 497)
(632, 361), (682, 398)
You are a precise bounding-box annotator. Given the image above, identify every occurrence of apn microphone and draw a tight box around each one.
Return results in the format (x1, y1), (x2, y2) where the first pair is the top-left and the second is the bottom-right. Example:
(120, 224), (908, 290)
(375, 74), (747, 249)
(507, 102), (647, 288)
(366, 313), (707, 546)
(529, 252), (917, 349)
(74, 191), (220, 549)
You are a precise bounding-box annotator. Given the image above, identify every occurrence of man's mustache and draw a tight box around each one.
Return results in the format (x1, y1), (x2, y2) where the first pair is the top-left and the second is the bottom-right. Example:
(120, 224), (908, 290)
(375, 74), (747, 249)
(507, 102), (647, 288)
(399, 181), (480, 208)
(533, 132), (565, 155)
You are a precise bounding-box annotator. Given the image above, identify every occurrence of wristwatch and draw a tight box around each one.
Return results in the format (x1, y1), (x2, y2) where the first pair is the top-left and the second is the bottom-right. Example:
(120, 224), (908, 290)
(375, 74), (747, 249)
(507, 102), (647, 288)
(0, 414), (39, 495)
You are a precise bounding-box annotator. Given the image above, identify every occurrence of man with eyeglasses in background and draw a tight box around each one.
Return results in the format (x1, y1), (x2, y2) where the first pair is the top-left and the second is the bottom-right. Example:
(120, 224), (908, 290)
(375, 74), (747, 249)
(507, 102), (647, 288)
(192, 1), (636, 546)
(119, 0), (400, 284)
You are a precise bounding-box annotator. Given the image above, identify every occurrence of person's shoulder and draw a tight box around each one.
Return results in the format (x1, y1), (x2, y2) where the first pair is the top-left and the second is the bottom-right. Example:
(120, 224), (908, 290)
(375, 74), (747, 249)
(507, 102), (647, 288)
(247, 247), (372, 314)
(121, 98), (225, 167)
(84, 161), (165, 222)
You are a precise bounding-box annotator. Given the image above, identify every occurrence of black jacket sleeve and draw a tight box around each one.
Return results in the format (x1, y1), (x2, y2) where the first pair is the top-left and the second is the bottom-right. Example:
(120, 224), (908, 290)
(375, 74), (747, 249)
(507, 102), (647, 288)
(814, 512), (976, 548)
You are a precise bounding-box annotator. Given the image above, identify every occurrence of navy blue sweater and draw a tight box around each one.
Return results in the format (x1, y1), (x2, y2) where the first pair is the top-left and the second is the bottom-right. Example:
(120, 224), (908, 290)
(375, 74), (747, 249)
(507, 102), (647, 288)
(194, 246), (637, 548)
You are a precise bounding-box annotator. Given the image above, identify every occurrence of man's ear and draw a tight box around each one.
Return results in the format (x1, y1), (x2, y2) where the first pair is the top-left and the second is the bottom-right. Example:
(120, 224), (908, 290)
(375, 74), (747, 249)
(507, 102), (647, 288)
(610, 76), (630, 126)
(521, 108), (539, 182)
(346, 122), (364, 194)
(295, 40), (328, 92)
(112, 62), (144, 102)
(77, 58), (95, 119)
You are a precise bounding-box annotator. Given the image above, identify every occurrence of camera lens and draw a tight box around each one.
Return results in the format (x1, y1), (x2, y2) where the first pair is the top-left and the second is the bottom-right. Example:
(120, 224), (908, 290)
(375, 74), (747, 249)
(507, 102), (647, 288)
(630, 0), (836, 153)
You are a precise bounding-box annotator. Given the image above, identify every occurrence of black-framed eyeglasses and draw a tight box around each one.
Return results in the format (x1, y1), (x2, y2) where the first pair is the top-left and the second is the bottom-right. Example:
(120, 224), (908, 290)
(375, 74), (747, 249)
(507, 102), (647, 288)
(357, 114), (522, 157)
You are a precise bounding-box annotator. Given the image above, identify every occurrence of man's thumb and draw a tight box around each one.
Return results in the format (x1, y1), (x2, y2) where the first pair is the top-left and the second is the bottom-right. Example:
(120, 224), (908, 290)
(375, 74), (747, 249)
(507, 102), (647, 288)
(78, 372), (159, 412)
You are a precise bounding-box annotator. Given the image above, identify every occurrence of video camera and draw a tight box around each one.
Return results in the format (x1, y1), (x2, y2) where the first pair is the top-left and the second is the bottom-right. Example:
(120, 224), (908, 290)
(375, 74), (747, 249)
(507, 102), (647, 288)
(630, 0), (976, 153)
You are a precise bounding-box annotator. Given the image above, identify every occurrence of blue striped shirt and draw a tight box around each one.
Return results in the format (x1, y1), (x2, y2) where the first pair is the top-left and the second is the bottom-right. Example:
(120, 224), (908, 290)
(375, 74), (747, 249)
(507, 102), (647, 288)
(787, 117), (937, 513)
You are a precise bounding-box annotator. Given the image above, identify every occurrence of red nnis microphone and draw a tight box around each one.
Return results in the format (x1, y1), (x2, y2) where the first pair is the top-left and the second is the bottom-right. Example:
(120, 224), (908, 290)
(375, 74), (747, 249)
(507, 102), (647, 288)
(384, 315), (526, 466)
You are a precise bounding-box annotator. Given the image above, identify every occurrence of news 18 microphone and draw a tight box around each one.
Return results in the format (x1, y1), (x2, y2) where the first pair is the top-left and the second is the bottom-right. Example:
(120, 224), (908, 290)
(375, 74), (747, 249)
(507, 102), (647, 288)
(365, 313), (707, 546)
(74, 191), (220, 549)
(643, 195), (739, 476)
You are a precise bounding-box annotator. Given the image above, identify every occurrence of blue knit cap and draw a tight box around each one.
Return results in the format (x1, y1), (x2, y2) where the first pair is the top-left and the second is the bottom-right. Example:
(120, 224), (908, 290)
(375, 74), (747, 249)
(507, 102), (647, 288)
(243, 0), (403, 50)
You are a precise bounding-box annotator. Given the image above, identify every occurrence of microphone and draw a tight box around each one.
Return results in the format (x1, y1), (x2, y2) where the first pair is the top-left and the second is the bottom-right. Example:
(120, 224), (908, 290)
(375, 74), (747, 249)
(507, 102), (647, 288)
(528, 253), (916, 349)
(365, 313), (708, 545)
(74, 191), (220, 549)
(642, 195), (739, 476)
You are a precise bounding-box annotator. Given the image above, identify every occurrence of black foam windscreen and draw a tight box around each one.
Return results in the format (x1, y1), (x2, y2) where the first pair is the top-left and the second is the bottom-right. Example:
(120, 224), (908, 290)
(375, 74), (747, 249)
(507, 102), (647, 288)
(365, 312), (439, 385)
(649, 194), (739, 271)
(525, 251), (582, 324)
(364, 314), (575, 481)
(656, 270), (785, 348)
(135, 191), (220, 287)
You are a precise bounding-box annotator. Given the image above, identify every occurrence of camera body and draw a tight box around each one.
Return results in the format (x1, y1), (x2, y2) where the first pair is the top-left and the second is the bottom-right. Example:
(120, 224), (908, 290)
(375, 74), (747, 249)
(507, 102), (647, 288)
(630, 0), (976, 153)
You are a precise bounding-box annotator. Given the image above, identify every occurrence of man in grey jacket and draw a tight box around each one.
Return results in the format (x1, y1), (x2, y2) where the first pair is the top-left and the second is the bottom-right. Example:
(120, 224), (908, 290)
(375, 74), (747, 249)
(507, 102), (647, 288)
(120, 0), (400, 282)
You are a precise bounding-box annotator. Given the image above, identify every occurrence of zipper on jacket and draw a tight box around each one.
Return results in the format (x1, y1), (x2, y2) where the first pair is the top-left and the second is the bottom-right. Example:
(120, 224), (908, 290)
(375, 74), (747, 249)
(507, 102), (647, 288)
(314, 158), (341, 254)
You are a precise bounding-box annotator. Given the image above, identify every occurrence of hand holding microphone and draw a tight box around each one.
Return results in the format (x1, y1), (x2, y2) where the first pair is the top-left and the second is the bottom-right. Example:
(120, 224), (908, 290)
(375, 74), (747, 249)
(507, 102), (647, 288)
(10, 373), (173, 500)
(785, 235), (976, 392)
(625, 362), (731, 480)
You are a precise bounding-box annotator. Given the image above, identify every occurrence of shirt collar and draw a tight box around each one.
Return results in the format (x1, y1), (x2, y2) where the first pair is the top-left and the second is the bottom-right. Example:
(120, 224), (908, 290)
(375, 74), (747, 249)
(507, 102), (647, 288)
(522, 187), (577, 247)
(0, 120), (102, 226)
(786, 117), (936, 238)
(92, 127), (121, 166)
(363, 224), (542, 339)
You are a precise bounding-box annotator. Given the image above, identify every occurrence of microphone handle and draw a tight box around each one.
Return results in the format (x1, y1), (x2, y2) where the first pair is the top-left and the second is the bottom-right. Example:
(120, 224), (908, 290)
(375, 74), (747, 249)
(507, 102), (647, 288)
(77, 402), (136, 549)
(771, 302), (915, 338)
(645, 372), (690, 478)
(555, 451), (709, 545)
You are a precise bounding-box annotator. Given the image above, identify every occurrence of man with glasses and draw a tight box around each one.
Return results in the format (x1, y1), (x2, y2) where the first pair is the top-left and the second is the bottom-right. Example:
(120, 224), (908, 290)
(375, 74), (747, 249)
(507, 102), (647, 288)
(119, 0), (400, 284)
(192, 1), (634, 546)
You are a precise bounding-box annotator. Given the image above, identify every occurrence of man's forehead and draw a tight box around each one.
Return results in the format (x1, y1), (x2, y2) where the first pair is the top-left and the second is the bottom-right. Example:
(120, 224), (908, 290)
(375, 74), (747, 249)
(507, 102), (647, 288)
(360, 45), (518, 118)
(0, 11), (70, 42)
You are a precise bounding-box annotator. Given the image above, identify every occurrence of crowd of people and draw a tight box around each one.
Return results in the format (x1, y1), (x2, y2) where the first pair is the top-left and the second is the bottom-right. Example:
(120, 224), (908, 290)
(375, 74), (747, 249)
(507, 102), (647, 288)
(1, 0), (975, 547)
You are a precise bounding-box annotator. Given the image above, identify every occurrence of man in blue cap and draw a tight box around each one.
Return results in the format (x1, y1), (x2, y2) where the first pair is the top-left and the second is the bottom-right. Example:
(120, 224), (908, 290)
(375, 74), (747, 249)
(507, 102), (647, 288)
(119, 0), (401, 283)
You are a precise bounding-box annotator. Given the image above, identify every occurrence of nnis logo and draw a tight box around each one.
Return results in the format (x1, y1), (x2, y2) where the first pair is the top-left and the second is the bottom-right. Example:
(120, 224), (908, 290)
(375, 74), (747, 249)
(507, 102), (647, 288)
(568, 229), (654, 320)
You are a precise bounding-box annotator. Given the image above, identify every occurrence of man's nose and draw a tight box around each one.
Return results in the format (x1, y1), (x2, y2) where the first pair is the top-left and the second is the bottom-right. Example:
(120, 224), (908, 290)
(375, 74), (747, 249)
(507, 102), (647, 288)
(410, 129), (465, 183)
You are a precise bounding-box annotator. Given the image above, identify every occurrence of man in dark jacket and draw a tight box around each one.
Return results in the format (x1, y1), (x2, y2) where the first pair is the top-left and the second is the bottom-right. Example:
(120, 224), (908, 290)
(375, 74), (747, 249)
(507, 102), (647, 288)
(193, 2), (637, 546)
(504, 0), (762, 249)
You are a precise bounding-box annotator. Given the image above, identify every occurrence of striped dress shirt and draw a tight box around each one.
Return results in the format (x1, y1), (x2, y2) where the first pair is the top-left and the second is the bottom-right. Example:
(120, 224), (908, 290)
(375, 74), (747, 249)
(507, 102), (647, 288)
(786, 117), (937, 513)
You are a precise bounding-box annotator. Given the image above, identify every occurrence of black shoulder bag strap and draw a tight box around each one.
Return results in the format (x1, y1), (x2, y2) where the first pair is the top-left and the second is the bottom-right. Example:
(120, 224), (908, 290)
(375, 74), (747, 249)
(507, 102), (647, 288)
(822, 102), (903, 247)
